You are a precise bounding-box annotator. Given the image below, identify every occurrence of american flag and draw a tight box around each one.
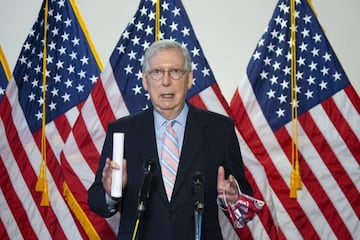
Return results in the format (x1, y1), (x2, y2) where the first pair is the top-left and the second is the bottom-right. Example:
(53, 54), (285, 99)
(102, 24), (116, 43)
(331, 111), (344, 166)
(0, 46), (10, 103)
(230, 0), (360, 239)
(0, 0), (103, 238)
(60, 0), (238, 238)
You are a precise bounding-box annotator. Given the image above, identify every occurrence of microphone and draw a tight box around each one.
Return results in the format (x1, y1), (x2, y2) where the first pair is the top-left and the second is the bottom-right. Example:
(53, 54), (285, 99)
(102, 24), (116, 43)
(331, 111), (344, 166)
(137, 159), (155, 218)
(192, 172), (205, 214)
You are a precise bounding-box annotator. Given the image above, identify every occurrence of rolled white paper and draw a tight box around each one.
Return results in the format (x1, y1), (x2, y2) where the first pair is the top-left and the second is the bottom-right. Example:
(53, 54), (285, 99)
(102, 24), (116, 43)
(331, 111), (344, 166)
(111, 132), (124, 198)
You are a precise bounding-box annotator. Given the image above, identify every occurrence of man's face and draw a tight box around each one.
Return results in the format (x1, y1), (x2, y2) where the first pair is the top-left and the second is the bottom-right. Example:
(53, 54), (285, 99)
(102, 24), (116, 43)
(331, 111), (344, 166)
(142, 48), (193, 119)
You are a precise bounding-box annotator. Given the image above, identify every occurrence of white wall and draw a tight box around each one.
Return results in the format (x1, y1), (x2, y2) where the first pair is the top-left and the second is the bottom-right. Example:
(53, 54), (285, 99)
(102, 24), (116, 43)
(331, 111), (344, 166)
(1, 0), (359, 102)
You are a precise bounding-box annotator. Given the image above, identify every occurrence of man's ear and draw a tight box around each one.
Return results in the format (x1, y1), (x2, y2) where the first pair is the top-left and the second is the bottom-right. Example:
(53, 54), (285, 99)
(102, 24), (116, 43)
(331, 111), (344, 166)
(187, 71), (193, 89)
(142, 72), (148, 91)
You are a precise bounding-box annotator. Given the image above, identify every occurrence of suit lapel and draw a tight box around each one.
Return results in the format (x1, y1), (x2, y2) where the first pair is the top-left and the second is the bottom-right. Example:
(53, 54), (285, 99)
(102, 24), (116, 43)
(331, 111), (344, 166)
(132, 109), (171, 204)
(172, 106), (207, 199)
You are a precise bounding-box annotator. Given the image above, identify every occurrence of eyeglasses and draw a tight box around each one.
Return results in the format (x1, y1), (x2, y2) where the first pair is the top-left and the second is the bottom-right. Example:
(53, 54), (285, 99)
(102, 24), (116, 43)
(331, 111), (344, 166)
(147, 68), (188, 80)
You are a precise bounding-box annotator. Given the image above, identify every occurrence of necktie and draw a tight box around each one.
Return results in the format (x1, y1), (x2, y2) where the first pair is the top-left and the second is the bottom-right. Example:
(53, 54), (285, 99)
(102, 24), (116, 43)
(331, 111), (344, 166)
(161, 121), (179, 201)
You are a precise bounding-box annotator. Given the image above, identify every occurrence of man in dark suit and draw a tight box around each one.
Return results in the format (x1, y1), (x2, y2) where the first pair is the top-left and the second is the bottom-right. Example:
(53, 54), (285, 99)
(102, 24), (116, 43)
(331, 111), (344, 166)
(88, 39), (253, 239)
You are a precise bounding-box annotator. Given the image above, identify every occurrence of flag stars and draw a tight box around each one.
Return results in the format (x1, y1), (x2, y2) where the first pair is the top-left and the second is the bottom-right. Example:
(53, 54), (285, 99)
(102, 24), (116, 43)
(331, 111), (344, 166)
(148, 11), (156, 21)
(276, 108), (285, 118)
(122, 30), (130, 39)
(31, 79), (39, 88)
(301, 28), (310, 38)
(145, 25), (154, 35)
(162, 1), (169, 11)
(128, 50), (137, 60)
(320, 66), (329, 76)
(191, 47), (200, 57)
(333, 71), (342, 81)
(181, 27), (190, 37)
(267, 42), (275, 52)
(90, 75), (98, 84)
(170, 21), (178, 31)
(280, 79), (289, 89)
(64, 17), (72, 27)
(64, 78), (73, 88)
(131, 36), (141, 45)
(299, 42), (308, 52)
(140, 6), (147, 15)
(61, 32), (70, 41)
(306, 75), (316, 85)
(71, 37), (80, 46)
(23, 42), (31, 51)
(37, 96), (44, 107)
(54, 74), (62, 83)
(172, 7), (181, 17)
(51, 87), (59, 97)
(28, 92), (36, 101)
(142, 40), (151, 51)
(303, 15), (312, 24)
(160, 16), (167, 26)
(35, 111), (42, 120)
(69, 51), (77, 60)
(76, 84), (84, 93)
(297, 56), (306, 66)
(313, 33), (321, 43)
(77, 70), (86, 79)
(264, 56), (271, 65)
(275, 47), (283, 57)
(270, 29), (279, 39)
(52, 27), (59, 36)
(278, 94), (287, 104)
(322, 52), (331, 61)
(80, 56), (89, 65)
(124, 64), (133, 75)
(48, 41), (56, 50)
(319, 80), (328, 90)
(62, 92), (71, 102)
(308, 61), (317, 71)
(282, 66), (291, 75)
(117, 44), (126, 54)
(67, 64), (75, 74)
(267, 89), (276, 99)
(269, 75), (278, 85)
(278, 2), (289, 14)
(260, 70), (268, 80)
(253, 51), (261, 60)
(58, 46), (66, 55)
(135, 21), (144, 31)
(304, 89), (314, 99)
(272, 61), (281, 71)
(132, 84), (142, 95)
(201, 67), (210, 77)
(54, 12), (62, 22)
(49, 101), (57, 111)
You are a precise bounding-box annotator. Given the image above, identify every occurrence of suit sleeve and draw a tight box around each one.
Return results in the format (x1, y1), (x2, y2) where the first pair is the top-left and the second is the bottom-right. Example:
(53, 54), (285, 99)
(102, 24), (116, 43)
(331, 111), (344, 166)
(88, 123), (120, 218)
(224, 119), (253, 196)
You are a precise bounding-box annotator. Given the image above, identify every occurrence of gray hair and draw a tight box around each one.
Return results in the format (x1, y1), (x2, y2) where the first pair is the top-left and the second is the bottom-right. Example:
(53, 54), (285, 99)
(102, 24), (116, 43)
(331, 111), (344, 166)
(142, 39), (192, 73)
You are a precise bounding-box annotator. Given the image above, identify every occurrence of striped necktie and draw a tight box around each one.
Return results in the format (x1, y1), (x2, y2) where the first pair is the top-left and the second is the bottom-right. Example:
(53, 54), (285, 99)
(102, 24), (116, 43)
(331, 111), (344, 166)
(161, 121), (179, 201)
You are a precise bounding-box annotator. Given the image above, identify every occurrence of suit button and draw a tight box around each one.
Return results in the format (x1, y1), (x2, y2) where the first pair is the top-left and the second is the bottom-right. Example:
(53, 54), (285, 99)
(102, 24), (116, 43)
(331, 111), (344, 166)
(169, 213), (175, 219)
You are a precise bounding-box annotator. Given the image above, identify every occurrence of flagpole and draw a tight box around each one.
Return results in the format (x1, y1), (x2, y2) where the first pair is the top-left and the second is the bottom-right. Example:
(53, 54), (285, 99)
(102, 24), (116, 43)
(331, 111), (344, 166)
(35, 0), (50, 206)
(289, 0), (302, 199)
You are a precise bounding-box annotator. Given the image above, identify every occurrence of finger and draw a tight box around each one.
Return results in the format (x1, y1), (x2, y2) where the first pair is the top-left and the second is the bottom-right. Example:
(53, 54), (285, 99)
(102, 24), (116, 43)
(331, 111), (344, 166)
(217, 166), (225, 185)
(122, 159), (127, 188)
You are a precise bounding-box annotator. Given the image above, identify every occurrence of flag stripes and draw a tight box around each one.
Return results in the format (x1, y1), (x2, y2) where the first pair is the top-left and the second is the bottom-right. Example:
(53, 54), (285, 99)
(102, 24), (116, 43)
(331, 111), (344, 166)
(231, 72), (359, 238)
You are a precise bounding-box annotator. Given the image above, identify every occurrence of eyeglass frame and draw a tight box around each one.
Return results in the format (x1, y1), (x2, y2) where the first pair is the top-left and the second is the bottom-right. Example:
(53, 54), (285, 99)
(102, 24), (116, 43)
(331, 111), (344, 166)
(146, 68), (189, 81)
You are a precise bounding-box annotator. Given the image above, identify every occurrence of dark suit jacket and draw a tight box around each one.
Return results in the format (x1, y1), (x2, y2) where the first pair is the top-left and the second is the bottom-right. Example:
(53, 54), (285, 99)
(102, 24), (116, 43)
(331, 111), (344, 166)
(88, 103), (252, 240)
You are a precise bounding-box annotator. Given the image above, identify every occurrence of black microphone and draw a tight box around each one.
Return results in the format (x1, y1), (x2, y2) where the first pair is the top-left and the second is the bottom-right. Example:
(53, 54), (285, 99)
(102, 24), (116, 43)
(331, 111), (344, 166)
(137, 159), (155, 218)
(192, 172), (205, 214)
